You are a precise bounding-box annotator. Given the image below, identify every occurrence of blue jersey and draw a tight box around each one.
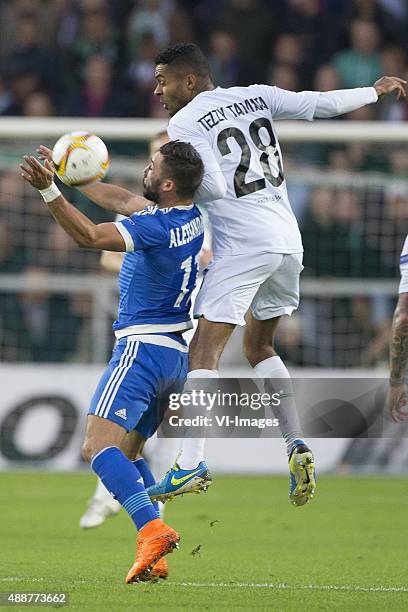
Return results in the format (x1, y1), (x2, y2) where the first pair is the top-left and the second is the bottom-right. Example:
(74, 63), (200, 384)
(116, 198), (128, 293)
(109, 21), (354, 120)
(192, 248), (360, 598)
(113, 204), (204, 337)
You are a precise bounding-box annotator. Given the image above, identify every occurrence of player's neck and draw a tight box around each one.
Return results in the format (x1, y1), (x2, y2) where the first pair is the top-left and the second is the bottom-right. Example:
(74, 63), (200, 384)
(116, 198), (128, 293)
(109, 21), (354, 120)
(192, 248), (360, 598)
(157, 198), (193, 210)
(194, 80), (215, 96)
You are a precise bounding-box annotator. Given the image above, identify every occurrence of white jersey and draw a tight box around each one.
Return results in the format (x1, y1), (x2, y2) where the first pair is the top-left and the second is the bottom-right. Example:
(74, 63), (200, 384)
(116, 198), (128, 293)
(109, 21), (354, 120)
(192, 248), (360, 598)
(168, 84), (377, 257)
(399, 235), (408, 294)
(167, 84), (322, 257)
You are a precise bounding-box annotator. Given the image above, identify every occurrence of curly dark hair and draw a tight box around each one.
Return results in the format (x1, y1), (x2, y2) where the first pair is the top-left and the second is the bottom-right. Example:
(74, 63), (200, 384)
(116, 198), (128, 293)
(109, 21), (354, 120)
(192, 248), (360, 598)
(159, 140), (204, 198)
(155, 43), (211, 79)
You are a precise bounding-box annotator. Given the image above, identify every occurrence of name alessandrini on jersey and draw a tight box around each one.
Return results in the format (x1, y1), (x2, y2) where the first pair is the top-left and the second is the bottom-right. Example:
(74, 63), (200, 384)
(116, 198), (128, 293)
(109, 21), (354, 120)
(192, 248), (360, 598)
(169, 215), (204, 248)
(197, 95), (268, 131)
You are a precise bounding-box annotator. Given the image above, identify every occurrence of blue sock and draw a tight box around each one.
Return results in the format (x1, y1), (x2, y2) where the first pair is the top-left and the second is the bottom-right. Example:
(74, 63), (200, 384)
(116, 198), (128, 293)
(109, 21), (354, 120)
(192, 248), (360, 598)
(91, 447), (158, 531)
(133, 458), (160, 518)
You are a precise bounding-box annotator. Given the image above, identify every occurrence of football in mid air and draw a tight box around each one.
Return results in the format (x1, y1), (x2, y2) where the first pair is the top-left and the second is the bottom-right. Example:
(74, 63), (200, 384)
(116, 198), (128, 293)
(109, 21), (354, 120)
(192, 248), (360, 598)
(52, 131), (109, 186)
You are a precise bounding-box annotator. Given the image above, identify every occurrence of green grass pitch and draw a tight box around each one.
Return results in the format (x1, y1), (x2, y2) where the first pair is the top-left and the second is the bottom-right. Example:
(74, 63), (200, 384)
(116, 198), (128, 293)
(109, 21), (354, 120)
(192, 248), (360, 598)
(1, 472), (408, 611)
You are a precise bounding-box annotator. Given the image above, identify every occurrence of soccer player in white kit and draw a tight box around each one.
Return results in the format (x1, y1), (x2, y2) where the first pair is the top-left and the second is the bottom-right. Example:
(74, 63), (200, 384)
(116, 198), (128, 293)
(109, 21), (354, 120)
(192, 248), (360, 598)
(386, 235), (408, 422)
(145, 43), (406, 507)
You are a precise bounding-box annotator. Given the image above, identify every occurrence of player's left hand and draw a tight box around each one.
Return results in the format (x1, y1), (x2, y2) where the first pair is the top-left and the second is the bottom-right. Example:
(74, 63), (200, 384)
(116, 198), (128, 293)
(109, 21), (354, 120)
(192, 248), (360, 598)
(37, 145), (53, 164)
(20, 156), (54, 190)
(373, 76), (407, 100)
(386, 381), (408, 423)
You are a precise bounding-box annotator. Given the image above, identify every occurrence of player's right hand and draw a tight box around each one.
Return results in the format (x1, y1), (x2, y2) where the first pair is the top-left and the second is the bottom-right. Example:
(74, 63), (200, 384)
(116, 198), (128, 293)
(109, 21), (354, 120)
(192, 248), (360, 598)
(386, 381), (408, 423)
(373, 76), (407, 100)
(20, 156), (54, 190)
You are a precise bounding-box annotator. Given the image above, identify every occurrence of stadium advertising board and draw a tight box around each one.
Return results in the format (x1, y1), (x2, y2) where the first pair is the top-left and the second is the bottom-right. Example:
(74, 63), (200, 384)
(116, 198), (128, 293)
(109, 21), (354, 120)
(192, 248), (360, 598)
(0, 365), (349, 471)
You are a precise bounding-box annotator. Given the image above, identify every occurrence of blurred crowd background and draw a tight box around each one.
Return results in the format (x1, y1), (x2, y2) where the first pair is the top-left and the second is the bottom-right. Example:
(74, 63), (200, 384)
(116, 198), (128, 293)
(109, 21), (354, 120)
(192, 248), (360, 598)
(1, 0), (408, 120)
(0, 0), (407, 367)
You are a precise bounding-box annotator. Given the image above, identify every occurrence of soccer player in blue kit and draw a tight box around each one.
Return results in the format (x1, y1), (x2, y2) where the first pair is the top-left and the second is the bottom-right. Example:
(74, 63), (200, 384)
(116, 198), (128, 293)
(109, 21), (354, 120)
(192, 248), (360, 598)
(20, 140), (204, 583)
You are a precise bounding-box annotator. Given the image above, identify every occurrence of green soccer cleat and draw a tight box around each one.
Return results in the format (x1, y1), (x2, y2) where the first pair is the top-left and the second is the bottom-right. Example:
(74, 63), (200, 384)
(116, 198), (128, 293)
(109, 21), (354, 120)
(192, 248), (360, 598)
(147, 462), (212, 503)
(288, 441), (316, 507)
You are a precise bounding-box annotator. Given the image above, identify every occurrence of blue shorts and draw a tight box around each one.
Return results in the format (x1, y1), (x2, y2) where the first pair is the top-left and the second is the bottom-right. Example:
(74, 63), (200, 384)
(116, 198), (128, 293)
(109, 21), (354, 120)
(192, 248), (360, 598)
(88, 334), (188, 438)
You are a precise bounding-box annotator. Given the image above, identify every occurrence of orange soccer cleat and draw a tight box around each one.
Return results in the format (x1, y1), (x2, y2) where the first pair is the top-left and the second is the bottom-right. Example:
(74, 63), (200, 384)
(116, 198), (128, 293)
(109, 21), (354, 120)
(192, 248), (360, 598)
(125, 519), (179, 583)
(150, 556), (169, 580)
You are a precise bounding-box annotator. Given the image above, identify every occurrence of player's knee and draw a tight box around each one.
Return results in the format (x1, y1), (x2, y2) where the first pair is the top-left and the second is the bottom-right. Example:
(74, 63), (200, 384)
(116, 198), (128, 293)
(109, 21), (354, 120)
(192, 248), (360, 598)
(81, 438), (95, 464)
(189, 332), (228, 370)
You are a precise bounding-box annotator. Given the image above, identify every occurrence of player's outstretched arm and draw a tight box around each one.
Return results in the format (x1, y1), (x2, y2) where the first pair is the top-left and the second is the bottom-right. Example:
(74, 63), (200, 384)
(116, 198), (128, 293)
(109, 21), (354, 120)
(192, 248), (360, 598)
(313, 75), (406, 118)
(21, 156), (126, 252)
(386, 292), (408, 423)
(79, 182), (150, 216)
(268, 76), (406, 121)
(37, 145), (149, 216)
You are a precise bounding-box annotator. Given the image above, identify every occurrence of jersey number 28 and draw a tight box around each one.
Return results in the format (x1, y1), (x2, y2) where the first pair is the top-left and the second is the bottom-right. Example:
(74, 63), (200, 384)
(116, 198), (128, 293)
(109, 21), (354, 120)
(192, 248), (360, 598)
(217, 117), (284, 198)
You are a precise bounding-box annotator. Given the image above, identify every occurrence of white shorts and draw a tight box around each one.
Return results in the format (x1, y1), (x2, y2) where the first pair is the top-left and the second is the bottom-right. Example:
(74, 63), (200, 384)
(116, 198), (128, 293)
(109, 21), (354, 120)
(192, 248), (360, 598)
(193, 252), (303, 326)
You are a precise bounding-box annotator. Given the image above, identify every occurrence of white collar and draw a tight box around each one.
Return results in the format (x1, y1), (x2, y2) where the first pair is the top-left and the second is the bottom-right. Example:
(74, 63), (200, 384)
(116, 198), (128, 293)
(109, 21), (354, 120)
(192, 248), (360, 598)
(173, 204), (194, 210)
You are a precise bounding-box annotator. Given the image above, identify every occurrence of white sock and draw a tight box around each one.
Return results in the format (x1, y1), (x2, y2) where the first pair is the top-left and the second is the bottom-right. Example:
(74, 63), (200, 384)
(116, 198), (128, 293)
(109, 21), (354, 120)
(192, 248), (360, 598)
(144, 435), (182, 481)
(158, 500), (165, 519)
(254, 356), (304, 455)
(178, 369), (219, 469)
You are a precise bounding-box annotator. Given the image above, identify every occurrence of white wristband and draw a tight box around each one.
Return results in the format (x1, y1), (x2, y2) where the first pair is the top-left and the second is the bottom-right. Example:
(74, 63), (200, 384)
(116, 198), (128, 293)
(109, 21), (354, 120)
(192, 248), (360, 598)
(39, 182), (61, 203)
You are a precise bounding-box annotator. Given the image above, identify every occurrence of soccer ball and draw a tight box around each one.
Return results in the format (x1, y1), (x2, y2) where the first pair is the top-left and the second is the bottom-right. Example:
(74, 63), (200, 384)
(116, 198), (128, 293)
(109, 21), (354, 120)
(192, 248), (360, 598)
(52, 131), (109, 187)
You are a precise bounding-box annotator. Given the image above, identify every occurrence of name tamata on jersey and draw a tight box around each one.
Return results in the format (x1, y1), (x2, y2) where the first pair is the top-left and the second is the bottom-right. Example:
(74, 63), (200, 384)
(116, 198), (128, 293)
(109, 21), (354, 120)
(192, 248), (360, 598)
(197, 96), (268, 132)
(169, 216), (204, 248)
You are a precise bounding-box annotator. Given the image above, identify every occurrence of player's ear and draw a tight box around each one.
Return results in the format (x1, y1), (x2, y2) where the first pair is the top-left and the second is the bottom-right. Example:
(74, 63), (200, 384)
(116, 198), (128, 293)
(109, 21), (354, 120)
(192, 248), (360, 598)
(161, 178), (174, 193)
(186, 73), (197, 91)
